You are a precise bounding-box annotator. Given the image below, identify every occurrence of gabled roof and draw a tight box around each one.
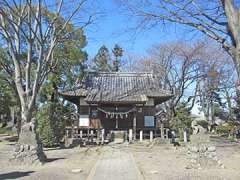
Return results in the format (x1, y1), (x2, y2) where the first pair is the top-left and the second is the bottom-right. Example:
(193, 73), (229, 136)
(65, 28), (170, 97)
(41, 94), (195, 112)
(61, 72), (173, 104)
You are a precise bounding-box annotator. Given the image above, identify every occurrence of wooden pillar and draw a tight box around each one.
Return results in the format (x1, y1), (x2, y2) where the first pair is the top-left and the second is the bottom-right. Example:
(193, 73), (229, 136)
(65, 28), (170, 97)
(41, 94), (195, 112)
(160, 122), (164, 139)
(150, 131), (153, 142)
(133, 112), (137, 140)
(129, 129), (133, 142)
(140, 130), (143, 142)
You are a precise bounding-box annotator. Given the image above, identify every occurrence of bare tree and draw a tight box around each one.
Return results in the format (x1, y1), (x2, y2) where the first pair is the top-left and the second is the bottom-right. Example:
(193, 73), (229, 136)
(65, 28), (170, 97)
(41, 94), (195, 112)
(135, 42), (204, 119)
(135, 40), (235, 124)
(197, 43), (236, 123)
(0, 0), (96, 164)
(118, 0), (240, 93)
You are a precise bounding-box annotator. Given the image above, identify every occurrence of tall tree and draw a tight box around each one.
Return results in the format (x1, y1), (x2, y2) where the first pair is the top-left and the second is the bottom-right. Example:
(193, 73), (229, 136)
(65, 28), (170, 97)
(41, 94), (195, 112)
(39, 28), (88, 103)
(0, 0), (95, 164)
(112, 44), (123, 72)
(93, 45), (111, 72)
(119, 0), (240, 100)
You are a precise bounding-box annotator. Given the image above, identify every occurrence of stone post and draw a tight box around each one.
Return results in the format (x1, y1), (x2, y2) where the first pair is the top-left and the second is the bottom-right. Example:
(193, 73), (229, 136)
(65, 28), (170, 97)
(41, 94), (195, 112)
(160, 122), (164, 139)
(90, 130), (94, 142)
(101, 129), (105, 144)
(97, 129), (102, 145)
(184, 130), (187, 143)
(133, 113), (137, 140)
(150, 131), (153, 142)
(129, 129), (133, 142)
(166, 129), (169, 139)
(80, 130), (83, 139)
(140, 130), (143, 142)
(116, 119), (118, 129)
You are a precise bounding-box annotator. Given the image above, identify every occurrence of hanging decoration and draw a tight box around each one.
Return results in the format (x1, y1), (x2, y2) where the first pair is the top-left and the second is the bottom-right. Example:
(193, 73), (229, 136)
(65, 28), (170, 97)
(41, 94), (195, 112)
(97, 107), (136, 119)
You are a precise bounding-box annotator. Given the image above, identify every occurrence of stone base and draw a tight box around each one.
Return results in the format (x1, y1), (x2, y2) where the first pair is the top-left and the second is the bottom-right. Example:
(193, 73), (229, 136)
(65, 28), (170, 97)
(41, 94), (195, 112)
(10, 143), (46, 165)
(111, 130), (126, 143)
(152, 137), (171, 145)
(9, 120), (46, 165)
(186, 145), (224, 169)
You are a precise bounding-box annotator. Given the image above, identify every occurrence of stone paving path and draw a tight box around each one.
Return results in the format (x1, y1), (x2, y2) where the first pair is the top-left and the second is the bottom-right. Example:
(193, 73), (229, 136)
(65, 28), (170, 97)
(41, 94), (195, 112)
(86, 146), (144, 180)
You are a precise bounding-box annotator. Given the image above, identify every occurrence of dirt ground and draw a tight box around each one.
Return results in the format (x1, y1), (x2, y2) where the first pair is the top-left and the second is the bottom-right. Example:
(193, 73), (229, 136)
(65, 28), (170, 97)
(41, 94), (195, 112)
(0, 137), (100, 180)
(129, 137), (240, 180)
(0, 135), (240, 180)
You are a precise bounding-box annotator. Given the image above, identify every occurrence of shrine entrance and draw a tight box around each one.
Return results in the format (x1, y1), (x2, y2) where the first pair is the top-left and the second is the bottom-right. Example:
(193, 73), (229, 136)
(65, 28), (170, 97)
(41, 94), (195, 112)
(97, 106), (136, 130)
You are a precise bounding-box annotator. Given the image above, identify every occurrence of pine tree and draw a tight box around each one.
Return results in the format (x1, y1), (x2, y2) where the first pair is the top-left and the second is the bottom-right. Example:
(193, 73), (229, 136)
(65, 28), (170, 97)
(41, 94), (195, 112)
(93, 45), (111, 72)
(112, 44), (123, 72)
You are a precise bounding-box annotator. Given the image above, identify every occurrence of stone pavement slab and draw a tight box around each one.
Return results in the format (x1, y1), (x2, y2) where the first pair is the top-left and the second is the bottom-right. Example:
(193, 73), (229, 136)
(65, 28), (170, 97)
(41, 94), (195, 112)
(86, 146), (144, 180)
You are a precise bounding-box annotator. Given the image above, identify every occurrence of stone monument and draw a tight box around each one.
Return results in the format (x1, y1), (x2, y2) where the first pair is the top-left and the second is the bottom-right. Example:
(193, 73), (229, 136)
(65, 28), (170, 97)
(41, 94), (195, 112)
(186, 121), (224, 169)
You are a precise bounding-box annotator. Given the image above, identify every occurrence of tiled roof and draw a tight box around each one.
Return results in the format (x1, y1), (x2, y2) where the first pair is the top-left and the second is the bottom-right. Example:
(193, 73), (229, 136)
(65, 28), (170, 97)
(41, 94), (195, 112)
(61, 72), (173, 103)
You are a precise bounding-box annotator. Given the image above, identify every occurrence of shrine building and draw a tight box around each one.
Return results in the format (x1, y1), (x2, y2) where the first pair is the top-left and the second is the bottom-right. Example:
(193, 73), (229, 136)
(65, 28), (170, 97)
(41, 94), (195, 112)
(61, 71), (173, 140)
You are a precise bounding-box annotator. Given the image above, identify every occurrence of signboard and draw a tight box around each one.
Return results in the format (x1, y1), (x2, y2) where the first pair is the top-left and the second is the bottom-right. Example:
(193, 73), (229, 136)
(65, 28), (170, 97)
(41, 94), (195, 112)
(144, 116), (155, 127)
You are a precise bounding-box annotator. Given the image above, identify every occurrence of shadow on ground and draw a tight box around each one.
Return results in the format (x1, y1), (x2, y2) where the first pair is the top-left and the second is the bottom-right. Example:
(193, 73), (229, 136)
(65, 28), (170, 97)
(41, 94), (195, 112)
(45, 157), (65, 163)
(2, 136), (18, 142)
(0, 171), (34, 179)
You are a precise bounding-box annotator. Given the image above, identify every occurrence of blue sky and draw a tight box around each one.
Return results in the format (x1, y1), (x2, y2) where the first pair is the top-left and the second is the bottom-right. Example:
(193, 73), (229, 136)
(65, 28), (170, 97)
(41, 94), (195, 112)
(83, 1), (199, 59)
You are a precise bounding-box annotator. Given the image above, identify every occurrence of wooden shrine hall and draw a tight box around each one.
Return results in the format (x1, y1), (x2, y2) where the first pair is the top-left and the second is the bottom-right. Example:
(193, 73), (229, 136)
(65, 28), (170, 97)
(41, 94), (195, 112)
(61, 72), (173, 142)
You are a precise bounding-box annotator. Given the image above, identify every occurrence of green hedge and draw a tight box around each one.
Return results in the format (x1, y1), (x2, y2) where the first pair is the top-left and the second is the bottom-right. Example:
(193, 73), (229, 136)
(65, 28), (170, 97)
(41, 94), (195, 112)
(197, 120), (209, 129)
(37, 102), (65, 147)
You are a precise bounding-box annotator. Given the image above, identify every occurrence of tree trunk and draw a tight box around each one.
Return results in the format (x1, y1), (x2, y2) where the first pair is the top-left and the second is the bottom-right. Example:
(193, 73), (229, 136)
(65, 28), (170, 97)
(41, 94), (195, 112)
(10, 109), (46, 165)
(232, 47), (240, 121)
